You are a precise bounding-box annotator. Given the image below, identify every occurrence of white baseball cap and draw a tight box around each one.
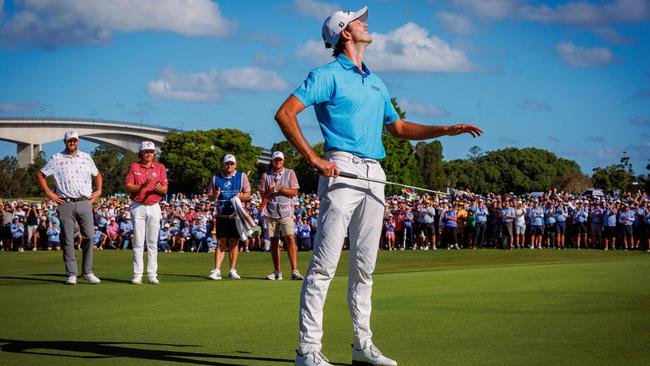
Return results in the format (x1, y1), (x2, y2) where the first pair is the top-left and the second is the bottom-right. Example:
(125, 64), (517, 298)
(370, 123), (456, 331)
(223, 154), (236, 164)
(271, 151), (284, 160)
(139, 141), (156, 152)
(322, 6), (368, 49)
(64, 130), (79, 141)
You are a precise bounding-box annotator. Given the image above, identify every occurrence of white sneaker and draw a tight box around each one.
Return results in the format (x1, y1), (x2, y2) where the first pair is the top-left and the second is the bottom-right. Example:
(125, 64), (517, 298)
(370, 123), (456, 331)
(131, 275), (143, 285)
(228, 269), (241, 280)
(148, 276), (160, 285)
(266, 271), (282, 280)
(66, 275), (77, 285)
(18, 247), (24, 253)
(208, 269), (222, 280)
(295, 351), (333, 366)
(352, 344), (398, 366)
(291, 269), (304, 281)
(83, 273), (101, 284)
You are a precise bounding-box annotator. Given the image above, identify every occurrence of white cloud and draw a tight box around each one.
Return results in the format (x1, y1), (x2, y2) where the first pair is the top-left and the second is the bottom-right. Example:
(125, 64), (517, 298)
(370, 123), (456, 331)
(0, 101), (44, 113)
(296, 39), (334, 65)
(435, 12), (475, 35)
(368, 23), (479, 72)
(147, 66), (288, 103)
(296, 23), (479, 72)
(396, 97), (449, 118)
(219, 67), (289, 91)
(555, 41), (616, 68)
(0, 0), (235, 49)
(520, 0), (650, 26)
(292, 0), (339, 21)
(518, 99), (553, 111)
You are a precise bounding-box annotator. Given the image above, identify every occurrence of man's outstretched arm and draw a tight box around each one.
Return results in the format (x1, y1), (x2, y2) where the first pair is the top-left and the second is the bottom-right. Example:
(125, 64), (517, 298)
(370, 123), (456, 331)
(385, 119), (483, 140)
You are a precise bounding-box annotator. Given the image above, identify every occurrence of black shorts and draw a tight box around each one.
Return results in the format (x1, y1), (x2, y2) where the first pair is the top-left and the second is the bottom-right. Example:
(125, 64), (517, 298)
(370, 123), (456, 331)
(604, 226), (617, 239)
(556, 221), (566, 235)
(502, 222), (513, 237)
(424, 223), (435, 237)
(215, 217), (239, 240)
(621, 225), (633, 239)
(545, 223), (556, 234)
(590, 224), (603, 238)
(577, 223), (588, 235)
(531, 225), (543, 236)
(444, 226), (457, 244)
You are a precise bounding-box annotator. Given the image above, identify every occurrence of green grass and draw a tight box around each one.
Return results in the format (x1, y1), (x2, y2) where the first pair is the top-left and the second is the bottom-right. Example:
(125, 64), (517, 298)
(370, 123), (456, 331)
(1, 249), (649, 366)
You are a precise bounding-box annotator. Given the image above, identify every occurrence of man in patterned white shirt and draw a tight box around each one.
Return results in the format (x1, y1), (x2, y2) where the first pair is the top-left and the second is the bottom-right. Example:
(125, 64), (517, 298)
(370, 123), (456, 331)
(36, 130), (103, 285)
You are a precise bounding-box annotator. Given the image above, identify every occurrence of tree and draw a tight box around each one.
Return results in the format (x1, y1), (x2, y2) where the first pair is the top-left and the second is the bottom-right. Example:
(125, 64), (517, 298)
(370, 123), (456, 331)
(415, 140), (447, 191)
(160, 129), (262, 194)
(467, 145), (484, 163)
(552, 173), (592, 193)
(444, 147), (583, 194)
(591, 152), (636, 192)
(91, 145), (137, 195)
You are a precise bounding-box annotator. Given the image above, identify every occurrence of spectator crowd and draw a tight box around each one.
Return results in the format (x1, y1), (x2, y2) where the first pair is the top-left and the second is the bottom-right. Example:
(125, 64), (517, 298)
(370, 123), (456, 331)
(1, 189), (649, 254)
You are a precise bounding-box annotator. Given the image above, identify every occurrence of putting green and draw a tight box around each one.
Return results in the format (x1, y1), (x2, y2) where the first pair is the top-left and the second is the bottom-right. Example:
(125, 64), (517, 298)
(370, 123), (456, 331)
(1, 249), (648, 365)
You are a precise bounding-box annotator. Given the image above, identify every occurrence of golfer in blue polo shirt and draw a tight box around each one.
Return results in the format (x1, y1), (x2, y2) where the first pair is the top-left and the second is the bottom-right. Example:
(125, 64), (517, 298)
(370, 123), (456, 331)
(274, 6), (482, 366)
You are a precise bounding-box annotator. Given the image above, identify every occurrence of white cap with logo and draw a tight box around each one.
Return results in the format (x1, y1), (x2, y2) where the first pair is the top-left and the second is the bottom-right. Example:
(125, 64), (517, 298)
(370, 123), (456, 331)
(139, 141), (156, 152)
(322, 6), (368, 48)
(271, 151), (284, 160)
(223, 154), (236, 164)
(64, 130), (79, 141)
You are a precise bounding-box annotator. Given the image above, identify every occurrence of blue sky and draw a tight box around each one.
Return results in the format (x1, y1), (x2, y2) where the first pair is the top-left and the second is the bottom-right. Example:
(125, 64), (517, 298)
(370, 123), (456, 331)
(1, 0), (649, 175)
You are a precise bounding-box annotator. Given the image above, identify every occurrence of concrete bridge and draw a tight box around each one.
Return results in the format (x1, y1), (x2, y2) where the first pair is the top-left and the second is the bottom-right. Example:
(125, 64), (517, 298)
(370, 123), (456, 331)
(0, 117), (174, 167)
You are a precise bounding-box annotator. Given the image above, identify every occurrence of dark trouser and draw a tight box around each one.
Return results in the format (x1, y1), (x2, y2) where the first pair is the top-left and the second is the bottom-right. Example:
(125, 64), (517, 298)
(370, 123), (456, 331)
(475, 222), (487, 248)
(58, 200), (95, 276)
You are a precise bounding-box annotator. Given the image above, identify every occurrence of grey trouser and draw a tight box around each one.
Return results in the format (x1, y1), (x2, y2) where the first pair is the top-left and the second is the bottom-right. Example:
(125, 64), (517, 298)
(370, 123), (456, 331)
(58, 200), (95, 276)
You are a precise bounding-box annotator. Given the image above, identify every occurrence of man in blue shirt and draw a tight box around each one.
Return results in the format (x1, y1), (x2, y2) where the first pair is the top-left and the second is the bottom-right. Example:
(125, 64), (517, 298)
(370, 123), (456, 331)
(554, 202), (568, 250)
(10, 217), (25, 252)
(573, 201), (589, 249)
(500, 201), (515, 249)
(589, 201), (605, 249)
(619, 204), (635, 251)
(274, 6), (482, 366)
(604, 202), (618, 250)
(474, 200), (488, 249)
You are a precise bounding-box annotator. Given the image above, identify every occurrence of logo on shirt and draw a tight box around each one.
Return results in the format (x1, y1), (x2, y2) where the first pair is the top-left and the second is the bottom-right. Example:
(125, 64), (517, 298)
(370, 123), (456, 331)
(371, 85), (380, 92)
(224, 181), (232, 189)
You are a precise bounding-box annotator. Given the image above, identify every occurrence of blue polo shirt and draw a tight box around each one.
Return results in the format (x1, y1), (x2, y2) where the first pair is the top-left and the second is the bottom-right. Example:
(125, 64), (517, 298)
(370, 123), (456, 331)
(292, 54), (400, 159)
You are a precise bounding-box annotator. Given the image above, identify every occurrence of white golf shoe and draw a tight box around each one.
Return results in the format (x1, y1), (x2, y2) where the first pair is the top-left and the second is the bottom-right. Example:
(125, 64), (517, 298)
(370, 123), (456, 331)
(228, 269), (241, 280)
(83, 273), (101, 284)
(66, 275), (77, 285)
(295, 351), (333, 366)
(291, 269), (304, 280)
(352, 344), (398, 366)
(131, 275), (143, 285)
(148, 276), (160, 285)
(208, 269), (222, 280)
(266, 270), (282, 280)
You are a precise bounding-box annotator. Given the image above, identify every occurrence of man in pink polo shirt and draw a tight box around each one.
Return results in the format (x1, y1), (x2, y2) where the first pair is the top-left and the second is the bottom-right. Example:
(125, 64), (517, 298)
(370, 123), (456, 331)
(125, 141), (168, 285)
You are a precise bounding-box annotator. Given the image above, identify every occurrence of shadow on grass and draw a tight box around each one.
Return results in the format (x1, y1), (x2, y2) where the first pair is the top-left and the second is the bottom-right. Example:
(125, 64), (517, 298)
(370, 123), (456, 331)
(0, 338), (301, 365)
(164, 273), (268, 282)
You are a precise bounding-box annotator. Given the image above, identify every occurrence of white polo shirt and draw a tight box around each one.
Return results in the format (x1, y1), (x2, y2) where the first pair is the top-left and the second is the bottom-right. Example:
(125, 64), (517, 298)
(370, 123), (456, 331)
(41, 150), (99, 199)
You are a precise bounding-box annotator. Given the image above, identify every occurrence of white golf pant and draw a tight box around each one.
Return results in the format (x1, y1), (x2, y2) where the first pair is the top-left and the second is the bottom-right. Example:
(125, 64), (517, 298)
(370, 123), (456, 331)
(131, 202), (161, 277)
(298, 151), (386, 355)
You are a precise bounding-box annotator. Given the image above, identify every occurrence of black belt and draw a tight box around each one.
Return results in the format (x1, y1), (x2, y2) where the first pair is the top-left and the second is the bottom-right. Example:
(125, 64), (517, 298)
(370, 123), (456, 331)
(63, 197), (88, 202)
